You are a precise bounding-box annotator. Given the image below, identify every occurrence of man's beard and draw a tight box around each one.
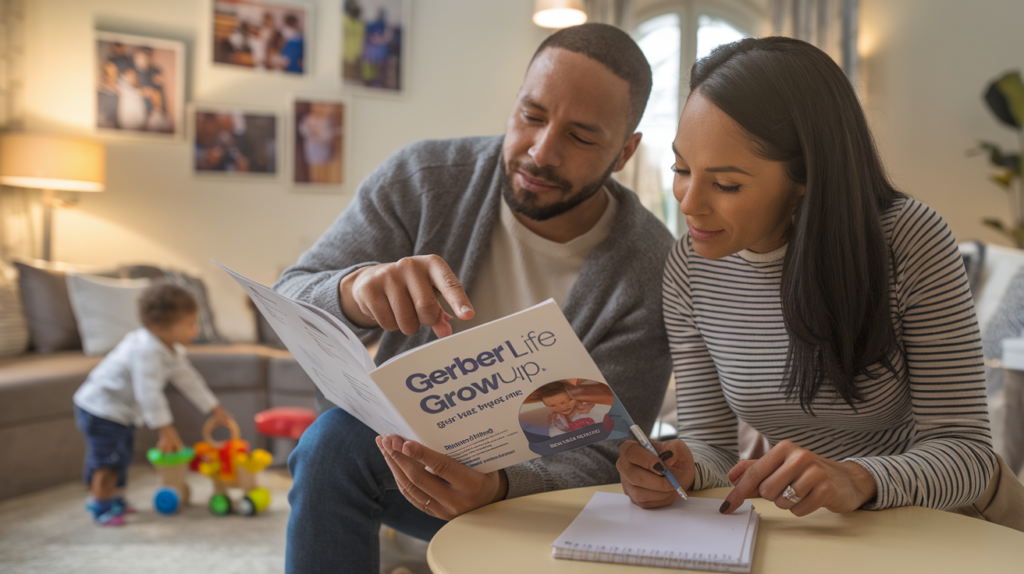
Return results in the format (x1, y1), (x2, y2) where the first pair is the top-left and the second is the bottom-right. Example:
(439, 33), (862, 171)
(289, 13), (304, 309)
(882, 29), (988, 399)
(501, 154), (619, 222)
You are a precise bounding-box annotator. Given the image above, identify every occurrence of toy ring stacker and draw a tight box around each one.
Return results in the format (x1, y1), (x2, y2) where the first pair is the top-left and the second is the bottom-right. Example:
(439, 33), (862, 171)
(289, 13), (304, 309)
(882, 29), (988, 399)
(191, 416), (273, 516)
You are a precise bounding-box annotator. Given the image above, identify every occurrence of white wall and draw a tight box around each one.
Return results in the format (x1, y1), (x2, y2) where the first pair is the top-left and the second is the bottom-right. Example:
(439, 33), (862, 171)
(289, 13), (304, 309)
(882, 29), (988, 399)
(21, 0), (547, 341)
(860, 0), (1024, 249)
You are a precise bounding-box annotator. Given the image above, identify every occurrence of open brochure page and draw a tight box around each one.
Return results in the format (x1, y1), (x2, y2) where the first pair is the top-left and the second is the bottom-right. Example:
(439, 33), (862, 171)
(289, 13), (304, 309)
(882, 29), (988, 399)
(217, 263), (418, 440)
(370, 300), (635, 473)
(219, 264), (635, 474)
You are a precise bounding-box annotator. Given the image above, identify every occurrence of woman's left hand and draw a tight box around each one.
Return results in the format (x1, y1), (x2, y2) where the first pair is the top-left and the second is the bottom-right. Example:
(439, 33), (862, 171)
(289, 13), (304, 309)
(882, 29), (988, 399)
(721, 440), (877, 516)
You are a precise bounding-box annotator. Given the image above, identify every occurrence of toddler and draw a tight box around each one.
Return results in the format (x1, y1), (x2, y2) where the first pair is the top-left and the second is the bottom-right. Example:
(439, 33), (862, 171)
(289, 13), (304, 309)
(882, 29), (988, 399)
(538, 383), (599, 437)
(73, 284), (234, 525)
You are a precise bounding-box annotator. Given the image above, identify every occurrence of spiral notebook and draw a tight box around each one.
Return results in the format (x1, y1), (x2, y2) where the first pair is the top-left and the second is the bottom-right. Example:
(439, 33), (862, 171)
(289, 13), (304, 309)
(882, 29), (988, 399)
(551, 492), (759, 572)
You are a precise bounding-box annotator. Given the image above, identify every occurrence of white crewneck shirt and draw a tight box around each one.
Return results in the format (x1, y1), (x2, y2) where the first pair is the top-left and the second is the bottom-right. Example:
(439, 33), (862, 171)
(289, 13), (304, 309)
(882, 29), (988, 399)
(456, 189), (619, 332)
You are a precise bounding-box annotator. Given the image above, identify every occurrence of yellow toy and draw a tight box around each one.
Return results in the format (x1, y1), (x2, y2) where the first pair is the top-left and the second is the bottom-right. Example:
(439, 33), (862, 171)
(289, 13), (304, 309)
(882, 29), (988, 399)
(191, 417), (273, 516)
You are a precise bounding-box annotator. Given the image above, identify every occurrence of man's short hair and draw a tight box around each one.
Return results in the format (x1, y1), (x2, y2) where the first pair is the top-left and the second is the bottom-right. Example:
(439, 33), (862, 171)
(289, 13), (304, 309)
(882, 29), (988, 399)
(532, 23), (653, 136)
(138, 284), (198, 327)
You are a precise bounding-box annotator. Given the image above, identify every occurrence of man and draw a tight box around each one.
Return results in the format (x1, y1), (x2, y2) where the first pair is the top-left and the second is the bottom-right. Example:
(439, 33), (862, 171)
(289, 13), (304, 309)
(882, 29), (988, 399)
(273, 23), (673, 573)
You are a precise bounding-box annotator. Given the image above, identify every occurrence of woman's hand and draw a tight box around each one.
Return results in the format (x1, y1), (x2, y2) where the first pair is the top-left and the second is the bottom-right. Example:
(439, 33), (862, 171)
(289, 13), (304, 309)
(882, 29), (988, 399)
(617, 439), (695, 509)
(722, 440), (877, 516)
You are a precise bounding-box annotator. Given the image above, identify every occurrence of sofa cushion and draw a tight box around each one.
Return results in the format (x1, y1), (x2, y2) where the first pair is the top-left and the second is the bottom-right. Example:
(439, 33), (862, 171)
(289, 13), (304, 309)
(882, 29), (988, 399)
(0, 351), (100, 427)
(186, 344), (275, 390)
(0, 416), (86, 500)
(66, 273), (151, 356)
(268, 354), (316, 393)
(14, 261), (83, 353)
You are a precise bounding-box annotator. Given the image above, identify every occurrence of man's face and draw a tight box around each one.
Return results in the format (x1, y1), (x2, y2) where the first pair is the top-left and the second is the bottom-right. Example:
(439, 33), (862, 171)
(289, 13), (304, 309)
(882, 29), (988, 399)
(502, 48), (633, 221)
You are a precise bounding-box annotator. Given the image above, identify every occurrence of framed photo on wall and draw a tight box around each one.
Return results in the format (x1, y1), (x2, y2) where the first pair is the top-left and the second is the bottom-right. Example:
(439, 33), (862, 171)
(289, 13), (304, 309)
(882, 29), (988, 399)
(189, 103), (281, 178)
(95, 31), (185, 139)
(341, 0), (409, 95)
(212, 0), (310, 75)
(290, 95), (351, 193)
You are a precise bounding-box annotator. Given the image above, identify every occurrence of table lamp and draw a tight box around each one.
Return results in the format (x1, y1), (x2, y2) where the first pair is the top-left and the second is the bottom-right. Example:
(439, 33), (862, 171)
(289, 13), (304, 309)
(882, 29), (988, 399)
(0, 133), (106, 261)
(533, 0), (587, 29)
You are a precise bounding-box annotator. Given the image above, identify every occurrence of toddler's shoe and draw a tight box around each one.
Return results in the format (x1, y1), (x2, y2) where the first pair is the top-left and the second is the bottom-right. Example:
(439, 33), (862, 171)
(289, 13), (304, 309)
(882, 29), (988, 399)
(86, 497), (126, 526)
(111, 496), (136, 514)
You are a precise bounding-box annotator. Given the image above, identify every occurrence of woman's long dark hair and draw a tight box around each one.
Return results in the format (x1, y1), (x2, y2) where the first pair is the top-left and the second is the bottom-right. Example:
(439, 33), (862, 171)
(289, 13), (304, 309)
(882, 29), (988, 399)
(689, 37), (901, 412)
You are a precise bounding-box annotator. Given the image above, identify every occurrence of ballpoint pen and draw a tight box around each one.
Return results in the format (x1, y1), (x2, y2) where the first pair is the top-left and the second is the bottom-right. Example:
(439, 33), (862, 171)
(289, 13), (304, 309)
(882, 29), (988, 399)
(629, 424), (689, 500)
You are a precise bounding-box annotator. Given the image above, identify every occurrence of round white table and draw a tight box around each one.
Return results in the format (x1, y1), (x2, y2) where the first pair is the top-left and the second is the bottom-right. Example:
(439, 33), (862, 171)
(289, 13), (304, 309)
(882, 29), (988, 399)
(427, 484), (1024, 573)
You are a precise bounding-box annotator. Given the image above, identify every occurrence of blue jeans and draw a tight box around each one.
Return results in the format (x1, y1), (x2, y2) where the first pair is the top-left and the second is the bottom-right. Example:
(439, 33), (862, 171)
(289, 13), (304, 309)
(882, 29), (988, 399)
(286, 408), (448, 573)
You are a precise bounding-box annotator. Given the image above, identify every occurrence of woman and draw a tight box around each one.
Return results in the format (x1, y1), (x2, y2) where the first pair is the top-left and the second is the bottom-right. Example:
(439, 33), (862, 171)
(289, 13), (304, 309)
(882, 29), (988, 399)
(619, 37), (996, 516)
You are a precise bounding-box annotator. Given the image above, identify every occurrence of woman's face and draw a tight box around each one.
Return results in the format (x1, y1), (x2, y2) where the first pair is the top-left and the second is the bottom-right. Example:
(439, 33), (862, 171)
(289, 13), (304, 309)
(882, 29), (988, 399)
(672, 92), (805, 259)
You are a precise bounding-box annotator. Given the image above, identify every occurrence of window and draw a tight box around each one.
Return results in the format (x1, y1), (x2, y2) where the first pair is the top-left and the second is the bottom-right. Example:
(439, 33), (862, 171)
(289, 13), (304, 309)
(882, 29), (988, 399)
(625, 2), (760, 235)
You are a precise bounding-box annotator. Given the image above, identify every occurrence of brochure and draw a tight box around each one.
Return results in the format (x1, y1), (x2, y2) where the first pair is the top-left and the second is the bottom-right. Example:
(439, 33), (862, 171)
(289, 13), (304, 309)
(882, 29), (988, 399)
(219, 263), (636, 473)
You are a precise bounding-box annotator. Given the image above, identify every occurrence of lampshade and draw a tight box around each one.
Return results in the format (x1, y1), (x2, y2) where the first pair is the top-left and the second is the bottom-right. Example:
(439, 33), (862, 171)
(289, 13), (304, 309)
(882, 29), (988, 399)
(0, 133), (106, 192)
(533, 0), (588, 29)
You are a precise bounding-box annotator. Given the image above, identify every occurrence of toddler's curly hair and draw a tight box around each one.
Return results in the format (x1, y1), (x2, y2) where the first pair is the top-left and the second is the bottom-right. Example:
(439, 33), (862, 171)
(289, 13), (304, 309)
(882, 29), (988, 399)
(138, 283), (198, 327)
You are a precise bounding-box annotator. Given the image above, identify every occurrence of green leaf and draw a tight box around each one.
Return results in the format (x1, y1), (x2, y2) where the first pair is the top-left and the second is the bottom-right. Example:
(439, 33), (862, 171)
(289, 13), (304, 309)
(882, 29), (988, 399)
(984, 218), (1008, 232)
(976, 141), (1010, 167)
(990, 172), (1014, 189)
(996, 72), (1024, 129)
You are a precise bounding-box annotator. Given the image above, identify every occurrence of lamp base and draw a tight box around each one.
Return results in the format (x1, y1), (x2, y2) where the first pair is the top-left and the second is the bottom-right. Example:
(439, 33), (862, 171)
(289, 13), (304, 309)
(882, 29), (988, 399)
(42, 189), (53, 261)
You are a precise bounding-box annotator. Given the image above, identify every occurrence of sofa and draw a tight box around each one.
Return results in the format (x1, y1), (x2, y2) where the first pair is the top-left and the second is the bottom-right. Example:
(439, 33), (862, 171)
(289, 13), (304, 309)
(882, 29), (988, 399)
(0, 260), (318, 502)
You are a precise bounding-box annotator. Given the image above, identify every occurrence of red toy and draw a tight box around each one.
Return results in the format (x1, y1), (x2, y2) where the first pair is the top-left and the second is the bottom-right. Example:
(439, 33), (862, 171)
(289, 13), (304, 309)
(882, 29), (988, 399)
(255, 407), (317, 440)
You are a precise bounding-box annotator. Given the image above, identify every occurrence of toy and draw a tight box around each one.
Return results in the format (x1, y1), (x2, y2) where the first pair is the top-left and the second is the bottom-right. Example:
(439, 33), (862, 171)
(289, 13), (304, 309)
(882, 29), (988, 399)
(146, 446), (195, 515)
(191, 417), (274, 516)
(255, 407), (317, 440)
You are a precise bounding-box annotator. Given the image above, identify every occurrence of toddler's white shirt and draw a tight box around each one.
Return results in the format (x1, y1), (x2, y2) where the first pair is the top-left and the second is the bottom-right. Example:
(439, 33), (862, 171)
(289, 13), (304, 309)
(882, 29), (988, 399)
(73, 328), (218, 429)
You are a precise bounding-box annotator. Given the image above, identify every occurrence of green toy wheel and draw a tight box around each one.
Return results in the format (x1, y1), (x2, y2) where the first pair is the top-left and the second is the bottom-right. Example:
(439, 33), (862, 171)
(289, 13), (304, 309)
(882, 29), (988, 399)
(209, 493), (232, 516)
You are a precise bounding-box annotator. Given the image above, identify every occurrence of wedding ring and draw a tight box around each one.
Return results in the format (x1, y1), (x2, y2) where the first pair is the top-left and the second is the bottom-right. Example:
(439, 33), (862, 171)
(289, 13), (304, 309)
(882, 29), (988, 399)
(782, 485), (802, 504)
(424, 498), (430, 507)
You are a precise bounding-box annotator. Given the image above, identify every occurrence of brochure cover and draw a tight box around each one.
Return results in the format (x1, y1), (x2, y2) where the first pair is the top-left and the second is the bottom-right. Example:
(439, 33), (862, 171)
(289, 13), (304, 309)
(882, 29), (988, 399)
(219, 263), (635, 473)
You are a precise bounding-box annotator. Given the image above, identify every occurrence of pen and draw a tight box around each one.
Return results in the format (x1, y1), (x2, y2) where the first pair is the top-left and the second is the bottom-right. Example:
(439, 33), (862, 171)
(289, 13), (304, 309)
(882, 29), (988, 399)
(628, 424), (689, 501)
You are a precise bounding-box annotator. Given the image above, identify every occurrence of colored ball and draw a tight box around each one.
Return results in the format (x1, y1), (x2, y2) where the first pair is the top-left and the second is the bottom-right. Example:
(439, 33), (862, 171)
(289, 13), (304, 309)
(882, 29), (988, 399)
(209, 493), (232, 516)
(248, 487), (271, 513)
(153, 487), (180, 515)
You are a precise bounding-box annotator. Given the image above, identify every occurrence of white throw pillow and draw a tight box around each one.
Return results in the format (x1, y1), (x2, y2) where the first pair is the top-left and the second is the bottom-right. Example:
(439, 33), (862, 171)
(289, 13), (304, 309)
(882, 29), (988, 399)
(66, 273), (152, 356)
(0, 263), (30, 358)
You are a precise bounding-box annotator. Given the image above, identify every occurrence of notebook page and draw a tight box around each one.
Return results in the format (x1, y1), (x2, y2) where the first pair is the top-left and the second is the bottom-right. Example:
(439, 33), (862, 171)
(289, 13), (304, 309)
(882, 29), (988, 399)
(552, 492), (754, 563)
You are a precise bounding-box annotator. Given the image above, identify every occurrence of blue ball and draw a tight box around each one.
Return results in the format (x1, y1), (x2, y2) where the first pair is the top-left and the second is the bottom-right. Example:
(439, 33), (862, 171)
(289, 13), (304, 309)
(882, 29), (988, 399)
(154, 487), (180, 515)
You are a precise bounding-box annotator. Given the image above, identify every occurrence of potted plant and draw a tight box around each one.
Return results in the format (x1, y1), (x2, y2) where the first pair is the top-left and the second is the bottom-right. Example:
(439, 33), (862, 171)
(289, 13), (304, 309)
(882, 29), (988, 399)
(973, 71), (1024, 247)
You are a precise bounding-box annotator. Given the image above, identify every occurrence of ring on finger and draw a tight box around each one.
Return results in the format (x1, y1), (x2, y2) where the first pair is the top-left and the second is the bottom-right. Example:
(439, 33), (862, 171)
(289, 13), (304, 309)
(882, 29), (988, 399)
(425, 498), (430, 507)
(782, 485), (802, 504)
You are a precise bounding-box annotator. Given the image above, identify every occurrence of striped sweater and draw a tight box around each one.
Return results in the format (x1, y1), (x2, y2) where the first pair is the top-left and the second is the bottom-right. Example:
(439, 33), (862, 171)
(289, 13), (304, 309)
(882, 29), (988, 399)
(663, 196), (995, 510)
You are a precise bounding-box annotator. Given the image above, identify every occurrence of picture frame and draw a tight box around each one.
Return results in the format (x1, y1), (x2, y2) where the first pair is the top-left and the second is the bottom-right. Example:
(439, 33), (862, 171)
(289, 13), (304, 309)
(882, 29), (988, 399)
(341, 0), (410, 97)
(212, 0), (311, 76)
(189, 103), (282, 179)
(289, 94), (352, 194)
(94, 31), (186, 140)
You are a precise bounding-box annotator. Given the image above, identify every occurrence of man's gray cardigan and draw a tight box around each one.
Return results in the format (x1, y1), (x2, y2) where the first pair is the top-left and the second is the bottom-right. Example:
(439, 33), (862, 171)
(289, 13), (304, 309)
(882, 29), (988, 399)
(273, 135), (674, 499)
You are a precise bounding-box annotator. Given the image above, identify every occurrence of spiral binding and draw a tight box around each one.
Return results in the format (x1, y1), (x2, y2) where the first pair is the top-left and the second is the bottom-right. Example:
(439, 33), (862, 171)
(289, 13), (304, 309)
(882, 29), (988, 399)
(552, 544), (746, 572)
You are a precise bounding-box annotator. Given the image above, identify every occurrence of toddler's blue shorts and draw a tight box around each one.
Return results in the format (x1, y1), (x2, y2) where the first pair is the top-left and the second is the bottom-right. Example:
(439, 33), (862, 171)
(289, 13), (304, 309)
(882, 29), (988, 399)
(74, 405), (135, 488)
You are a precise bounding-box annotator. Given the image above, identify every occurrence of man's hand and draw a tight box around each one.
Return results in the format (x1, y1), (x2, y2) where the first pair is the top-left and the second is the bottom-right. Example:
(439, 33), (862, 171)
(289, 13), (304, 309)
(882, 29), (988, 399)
(340, 255), (475, 339)
(618, 438), (695, 509)
(721, 440), (877, 516)
(375, 434), (507, 520)
(156, 425), (184, 453)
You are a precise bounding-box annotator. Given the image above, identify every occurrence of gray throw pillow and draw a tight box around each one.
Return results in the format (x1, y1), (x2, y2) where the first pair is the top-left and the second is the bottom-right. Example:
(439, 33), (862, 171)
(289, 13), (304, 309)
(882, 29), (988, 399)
(14, 261), (83, 353)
